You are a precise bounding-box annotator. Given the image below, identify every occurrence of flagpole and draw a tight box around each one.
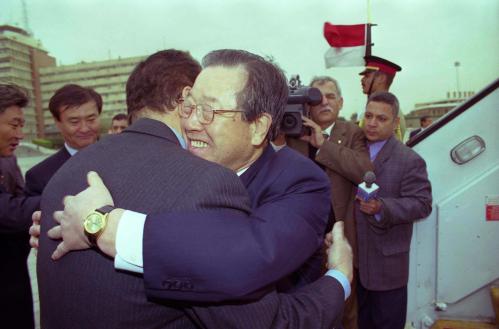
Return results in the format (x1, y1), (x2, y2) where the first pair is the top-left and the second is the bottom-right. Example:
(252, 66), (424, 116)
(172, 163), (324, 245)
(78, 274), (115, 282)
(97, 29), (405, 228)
(367, 0), (372, 24)
(366, 0), (373, 57)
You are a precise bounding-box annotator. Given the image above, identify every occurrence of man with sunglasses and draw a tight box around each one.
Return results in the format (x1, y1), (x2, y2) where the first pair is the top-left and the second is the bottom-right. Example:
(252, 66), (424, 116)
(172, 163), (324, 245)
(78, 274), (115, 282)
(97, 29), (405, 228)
(36, 49), (351, 328)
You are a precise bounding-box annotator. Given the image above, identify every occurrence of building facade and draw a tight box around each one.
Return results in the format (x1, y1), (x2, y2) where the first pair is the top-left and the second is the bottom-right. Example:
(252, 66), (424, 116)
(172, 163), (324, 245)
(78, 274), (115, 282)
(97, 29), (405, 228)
(0, 25), (56, 140)
(405, 91), (475, 128)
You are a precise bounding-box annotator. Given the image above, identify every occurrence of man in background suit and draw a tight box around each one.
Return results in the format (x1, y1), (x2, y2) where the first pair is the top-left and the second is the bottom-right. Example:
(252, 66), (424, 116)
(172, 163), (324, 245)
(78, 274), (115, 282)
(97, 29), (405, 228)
(39, 49), (351, 328)
(356, 91), (432, 329)
(0, 155), (24, 195)
(24, 84), (102, 197)
(108, 113), (128, 134)
(0, 83), (38, 329)
(408, 115), (433, 140)
(281, 76), (372, 329)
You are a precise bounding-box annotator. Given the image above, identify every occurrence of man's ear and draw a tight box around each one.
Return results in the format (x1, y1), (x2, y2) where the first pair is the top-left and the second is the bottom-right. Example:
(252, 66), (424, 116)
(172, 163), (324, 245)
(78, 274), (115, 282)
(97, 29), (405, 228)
(250, 113), (272, 146)
(394, 115), (400, 128)
(181, 86), (191, 99)
(338, 97), (344, 110)
(173, 86), (192, 115)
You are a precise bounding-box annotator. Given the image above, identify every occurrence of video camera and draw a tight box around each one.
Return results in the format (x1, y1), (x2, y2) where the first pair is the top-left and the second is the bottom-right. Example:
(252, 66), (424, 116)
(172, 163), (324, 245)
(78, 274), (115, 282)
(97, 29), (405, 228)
(280, 75), (322, 137)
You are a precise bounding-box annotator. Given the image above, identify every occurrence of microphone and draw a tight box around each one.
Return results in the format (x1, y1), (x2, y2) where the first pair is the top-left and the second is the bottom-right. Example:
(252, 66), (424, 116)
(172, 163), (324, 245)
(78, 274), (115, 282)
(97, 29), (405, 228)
(357, 171), (379, 201)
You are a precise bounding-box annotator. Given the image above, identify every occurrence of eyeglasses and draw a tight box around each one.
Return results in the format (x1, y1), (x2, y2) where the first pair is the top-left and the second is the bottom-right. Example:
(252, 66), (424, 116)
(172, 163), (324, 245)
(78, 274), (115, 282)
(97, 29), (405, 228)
(180, 102), (245, 124)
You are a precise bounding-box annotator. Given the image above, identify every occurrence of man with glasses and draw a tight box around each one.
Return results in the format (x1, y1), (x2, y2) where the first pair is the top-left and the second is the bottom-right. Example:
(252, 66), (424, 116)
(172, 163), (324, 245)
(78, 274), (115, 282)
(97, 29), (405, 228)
(36, 49), (351, 328)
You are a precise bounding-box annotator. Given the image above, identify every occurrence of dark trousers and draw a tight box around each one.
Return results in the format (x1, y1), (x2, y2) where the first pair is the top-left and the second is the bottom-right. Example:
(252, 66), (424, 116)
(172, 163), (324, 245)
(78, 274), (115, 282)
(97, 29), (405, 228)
(357, 277), (407, 329)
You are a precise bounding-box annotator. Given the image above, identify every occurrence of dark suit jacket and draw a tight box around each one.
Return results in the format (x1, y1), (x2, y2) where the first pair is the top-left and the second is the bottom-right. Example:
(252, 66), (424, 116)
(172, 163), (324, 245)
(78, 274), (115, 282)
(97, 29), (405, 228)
(142, 144), (331, 302)
(0, 156), (37, 329)
(37, 118), (252, 329)
(409, 127), (422, 140)
(287, 121), (373, 262)
(0, 155), (24, 194)
(0, 193), (39, 233)
(188, 276), (345, 329)
(140, 142), (344, 328)
(24, 147), (71, 197)
(355, 136), (432, 290)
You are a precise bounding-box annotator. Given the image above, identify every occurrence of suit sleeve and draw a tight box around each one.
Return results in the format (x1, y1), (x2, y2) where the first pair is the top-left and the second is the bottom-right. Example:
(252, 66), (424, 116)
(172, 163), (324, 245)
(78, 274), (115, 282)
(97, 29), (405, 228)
(369, 155), (432, 229)
(0, 189), (40, 233)
(143, 161), (330, 302)
(315, 126), (373, 184)
(24, 167), (44, 197)
(184, 276), (344, 329)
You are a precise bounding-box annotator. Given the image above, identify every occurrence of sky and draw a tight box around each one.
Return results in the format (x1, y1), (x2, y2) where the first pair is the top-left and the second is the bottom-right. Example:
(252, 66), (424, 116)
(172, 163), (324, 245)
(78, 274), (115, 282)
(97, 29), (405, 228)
(1, 0), (498, 119)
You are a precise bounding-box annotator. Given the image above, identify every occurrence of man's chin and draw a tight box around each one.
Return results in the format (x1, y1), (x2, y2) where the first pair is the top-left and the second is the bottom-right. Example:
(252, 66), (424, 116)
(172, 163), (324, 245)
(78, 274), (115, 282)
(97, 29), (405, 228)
(0, 149), (13, 157)
(188, 145), (211, 160)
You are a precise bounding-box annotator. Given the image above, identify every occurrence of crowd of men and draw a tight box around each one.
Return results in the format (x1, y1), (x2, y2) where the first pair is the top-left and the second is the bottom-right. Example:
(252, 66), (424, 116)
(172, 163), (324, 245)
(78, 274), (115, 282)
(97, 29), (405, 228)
(0, 49), (432, 329)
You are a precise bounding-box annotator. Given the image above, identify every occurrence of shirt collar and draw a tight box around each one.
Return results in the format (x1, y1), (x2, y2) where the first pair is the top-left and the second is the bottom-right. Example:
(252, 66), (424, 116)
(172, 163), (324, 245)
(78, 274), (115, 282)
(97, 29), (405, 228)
(236, 167), (249, 176)
(64, 143), (78, 156)
(170, 127), (187, 149)
(323, 122), (335, 136)
(367, 139), (388, 161)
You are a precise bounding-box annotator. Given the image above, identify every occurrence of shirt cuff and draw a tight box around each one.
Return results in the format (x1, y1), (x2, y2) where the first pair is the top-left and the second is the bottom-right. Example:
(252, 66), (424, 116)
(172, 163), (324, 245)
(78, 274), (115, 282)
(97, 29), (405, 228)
(325, 269), (351, 300)
(114, 210), (146, 273)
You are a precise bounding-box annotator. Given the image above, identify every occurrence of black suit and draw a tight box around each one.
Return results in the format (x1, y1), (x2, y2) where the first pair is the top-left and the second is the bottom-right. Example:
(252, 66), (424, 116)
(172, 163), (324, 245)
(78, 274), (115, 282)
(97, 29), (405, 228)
(24, 147), (71, 197)
(408, 128), (422, 139)
(0, 156), (39, 329)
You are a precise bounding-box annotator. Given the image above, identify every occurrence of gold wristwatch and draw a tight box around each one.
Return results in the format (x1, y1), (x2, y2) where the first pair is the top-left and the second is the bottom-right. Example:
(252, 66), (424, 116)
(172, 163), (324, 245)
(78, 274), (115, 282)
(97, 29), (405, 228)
(83, 205), (114, 247)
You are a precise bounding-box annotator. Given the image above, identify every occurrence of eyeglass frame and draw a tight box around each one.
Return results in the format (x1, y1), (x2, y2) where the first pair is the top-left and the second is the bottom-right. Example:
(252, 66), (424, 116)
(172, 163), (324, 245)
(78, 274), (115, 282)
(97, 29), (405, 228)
(179, 98), (246, 125)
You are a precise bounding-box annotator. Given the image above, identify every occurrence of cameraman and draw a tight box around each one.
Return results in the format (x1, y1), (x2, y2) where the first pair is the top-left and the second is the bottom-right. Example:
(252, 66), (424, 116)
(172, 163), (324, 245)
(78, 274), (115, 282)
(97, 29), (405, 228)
(274, 76), (372, 329)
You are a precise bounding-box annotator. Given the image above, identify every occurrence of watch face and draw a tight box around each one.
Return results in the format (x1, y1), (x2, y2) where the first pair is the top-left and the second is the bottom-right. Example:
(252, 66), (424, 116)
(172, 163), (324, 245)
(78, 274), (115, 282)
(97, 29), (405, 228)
(84, 213), (104, 234)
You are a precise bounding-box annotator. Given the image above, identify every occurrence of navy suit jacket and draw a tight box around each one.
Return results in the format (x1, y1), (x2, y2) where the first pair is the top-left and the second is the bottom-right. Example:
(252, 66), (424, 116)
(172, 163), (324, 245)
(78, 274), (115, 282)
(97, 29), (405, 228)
(24, 147), (71, 197)
(0, 185), (39, 233)
(143, 145), (331, 302)
(409, 127), (422, 139)
(0, 156), (38, 329)
(180, 147), (345, 329)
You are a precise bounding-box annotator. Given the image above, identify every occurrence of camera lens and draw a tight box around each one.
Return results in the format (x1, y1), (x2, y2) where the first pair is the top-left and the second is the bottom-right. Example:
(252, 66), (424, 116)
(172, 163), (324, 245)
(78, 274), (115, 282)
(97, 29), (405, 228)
(282, 114), (297, 129)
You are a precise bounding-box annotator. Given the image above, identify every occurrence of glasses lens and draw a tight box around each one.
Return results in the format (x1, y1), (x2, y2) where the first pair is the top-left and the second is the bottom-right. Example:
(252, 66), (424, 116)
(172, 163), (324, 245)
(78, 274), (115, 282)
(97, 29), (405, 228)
(200, 104), (214, 123)
(182, 98), (198, 118)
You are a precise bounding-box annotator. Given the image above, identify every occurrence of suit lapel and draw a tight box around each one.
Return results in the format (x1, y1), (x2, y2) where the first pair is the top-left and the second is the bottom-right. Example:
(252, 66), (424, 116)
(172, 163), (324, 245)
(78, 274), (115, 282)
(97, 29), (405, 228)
(372, 135), (397, 172)
(329, 121), (347, 145)
(59, 147), (71, 161)
(124, 118), (181, 146)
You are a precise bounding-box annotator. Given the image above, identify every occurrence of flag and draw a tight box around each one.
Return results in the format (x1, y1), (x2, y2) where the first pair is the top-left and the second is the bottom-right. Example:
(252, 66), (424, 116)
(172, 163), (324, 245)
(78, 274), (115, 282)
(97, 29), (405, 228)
(323, 23), (367, 68)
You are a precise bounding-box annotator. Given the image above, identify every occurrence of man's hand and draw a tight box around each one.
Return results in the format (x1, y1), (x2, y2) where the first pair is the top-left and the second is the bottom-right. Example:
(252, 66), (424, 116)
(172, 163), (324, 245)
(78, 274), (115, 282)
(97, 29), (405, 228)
(356, 197), (382, 215)
(48, 171), (114, 260)
(326, 221), (353, 282)
(300, 116), (326, 148)
(29, 211), (41, 248)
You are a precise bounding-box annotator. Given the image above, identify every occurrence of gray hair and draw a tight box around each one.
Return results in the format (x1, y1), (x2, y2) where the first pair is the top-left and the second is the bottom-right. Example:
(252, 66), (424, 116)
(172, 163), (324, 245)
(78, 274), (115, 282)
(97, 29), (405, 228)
(309, 76), (342, 97)
(202, 49), (288, 140)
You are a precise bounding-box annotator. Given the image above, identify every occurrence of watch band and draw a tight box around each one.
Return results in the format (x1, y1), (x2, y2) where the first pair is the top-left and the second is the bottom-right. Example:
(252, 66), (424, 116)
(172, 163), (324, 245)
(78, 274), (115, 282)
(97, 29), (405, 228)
(96, 205), (115, 215)
(86, 205), (115, 247)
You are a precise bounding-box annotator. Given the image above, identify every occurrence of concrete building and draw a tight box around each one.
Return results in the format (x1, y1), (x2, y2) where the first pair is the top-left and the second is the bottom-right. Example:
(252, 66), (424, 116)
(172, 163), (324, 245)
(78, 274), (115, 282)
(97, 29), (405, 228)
(405, 91), (475, 128)
(0, 25), (56, 140)
(40, 56), (144, 137)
